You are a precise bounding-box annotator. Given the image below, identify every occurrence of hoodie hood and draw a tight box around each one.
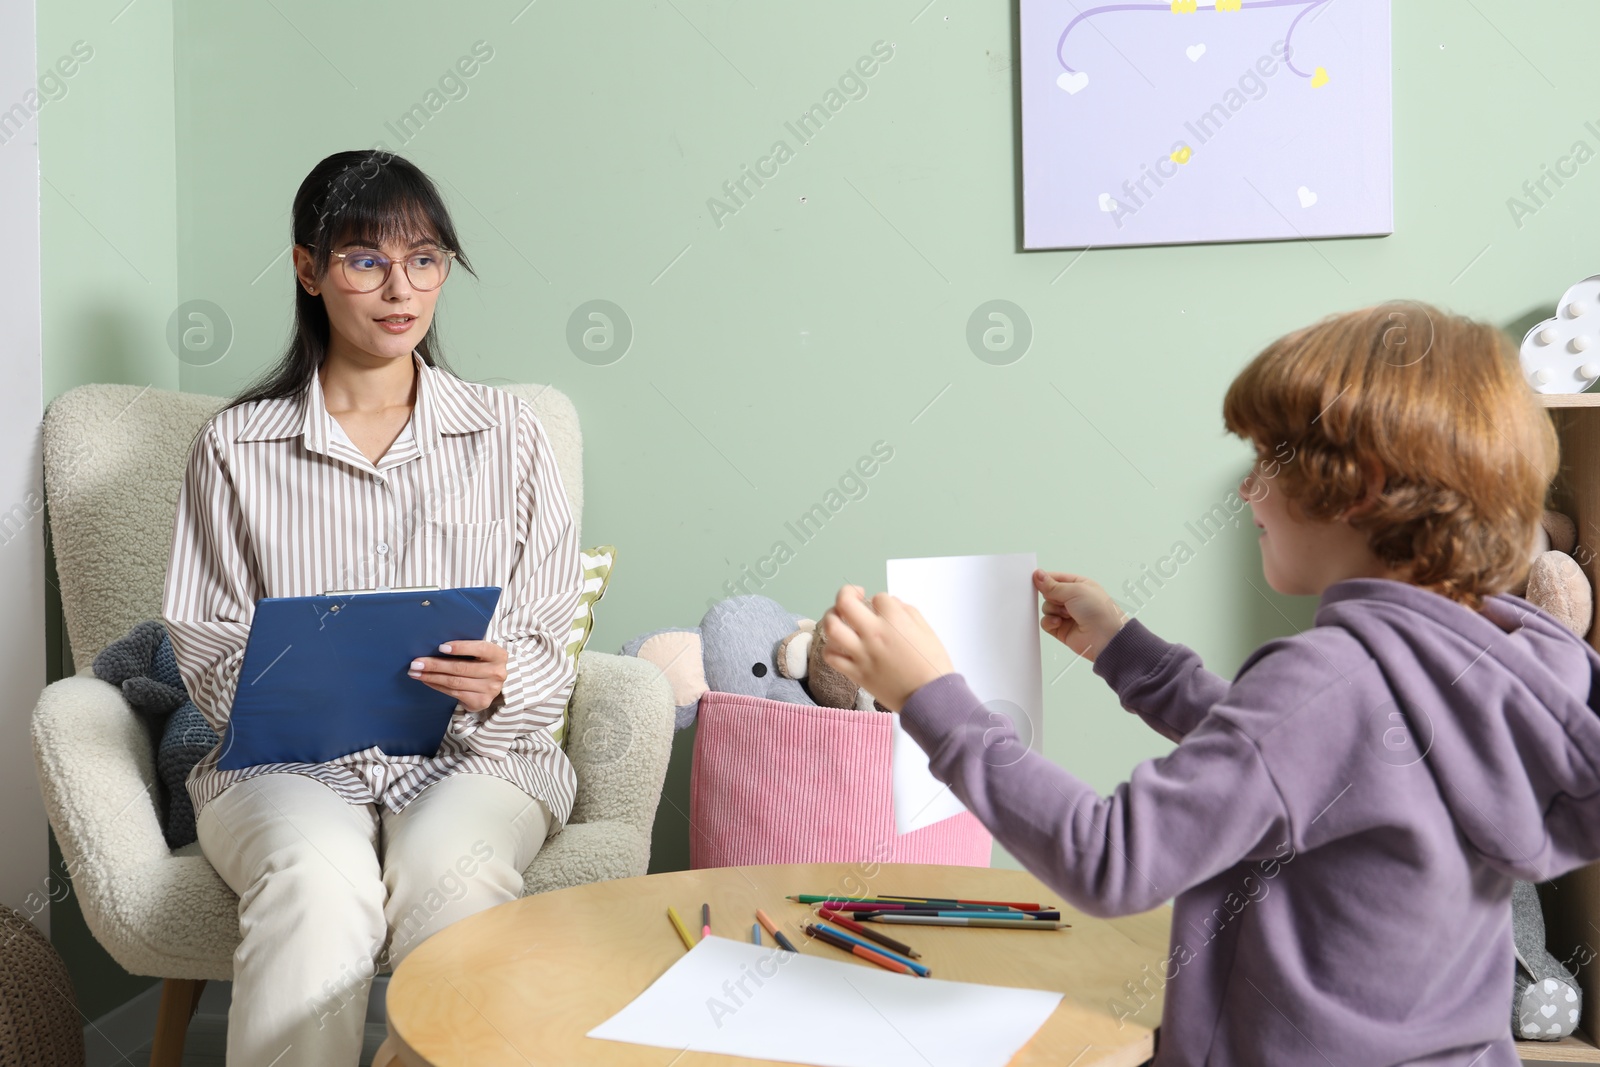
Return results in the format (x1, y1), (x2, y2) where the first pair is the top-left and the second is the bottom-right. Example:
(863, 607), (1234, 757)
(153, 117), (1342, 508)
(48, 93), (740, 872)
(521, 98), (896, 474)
(1316, 578), (1600, 882)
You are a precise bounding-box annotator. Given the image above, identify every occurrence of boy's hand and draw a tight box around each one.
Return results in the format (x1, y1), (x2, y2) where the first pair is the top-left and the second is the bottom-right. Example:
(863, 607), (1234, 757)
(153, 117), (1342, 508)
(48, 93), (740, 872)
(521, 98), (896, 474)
(820, 585), (955, 713)
(1036, 570), (1128, 661)
(408, 639), (507, 713)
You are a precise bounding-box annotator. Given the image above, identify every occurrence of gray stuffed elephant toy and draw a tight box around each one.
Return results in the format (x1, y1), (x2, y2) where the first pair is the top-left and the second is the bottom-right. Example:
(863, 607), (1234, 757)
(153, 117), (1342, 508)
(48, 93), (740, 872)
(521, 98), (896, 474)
(1513, 879), (1583, 1040)
(621, 596), (816, 730)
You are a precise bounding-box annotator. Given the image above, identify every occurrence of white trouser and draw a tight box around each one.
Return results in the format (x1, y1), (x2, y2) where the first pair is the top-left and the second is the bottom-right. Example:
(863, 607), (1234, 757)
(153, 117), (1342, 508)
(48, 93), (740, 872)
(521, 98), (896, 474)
(196, 770), (551, 1067)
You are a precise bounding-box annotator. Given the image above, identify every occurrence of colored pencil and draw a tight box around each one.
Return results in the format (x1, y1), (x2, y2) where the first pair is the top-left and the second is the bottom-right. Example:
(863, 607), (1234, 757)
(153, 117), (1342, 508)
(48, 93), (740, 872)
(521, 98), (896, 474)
(752, 922), (761, 945)
(805, 924), (918, 975)
(862, 914), (1067, 930)
(811, 900), (1020, 914)
(791, 896), (1020, 911)
(811, 923), (930, 976)
(879, 895), (1046, 910)
(702, 902), (711, 939)
(754, 908), (798, 953)
(666, 906), (697, 950)
(817, 908), (921, 959)
(854, 909), (1061, 921)
(789, 893), (1044, 910)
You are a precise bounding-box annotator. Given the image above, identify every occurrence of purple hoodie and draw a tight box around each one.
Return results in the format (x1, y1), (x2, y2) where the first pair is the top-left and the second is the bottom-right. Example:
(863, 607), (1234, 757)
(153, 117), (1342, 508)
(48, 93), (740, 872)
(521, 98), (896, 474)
(898, 578), (1600, 1065)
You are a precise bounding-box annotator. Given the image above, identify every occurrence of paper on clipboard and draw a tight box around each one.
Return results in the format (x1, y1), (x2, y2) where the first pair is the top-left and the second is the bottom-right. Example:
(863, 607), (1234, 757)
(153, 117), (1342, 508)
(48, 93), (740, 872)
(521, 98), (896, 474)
(885, 553), (1044, 834)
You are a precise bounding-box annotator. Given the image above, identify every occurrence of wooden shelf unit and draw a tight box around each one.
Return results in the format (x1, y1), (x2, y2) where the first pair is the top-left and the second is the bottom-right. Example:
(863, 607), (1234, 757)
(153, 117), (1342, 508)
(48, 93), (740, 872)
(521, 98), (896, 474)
(1519, 394), (1600, 1062)
(1522, 1032), (1600, 1062)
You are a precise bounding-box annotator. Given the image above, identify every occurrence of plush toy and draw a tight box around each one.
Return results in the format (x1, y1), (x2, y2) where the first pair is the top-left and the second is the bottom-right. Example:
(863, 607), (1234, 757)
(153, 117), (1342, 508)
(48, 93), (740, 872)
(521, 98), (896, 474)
(621, 595), (884, 728)
(91, 620), (219, 850)
(1508, 510), (1592, 1041)
(1516, 510), (1593, 638)
(622, 596), (819, 730)
(1512, 881), (1583, 1040)
(776, 617), (883, 712)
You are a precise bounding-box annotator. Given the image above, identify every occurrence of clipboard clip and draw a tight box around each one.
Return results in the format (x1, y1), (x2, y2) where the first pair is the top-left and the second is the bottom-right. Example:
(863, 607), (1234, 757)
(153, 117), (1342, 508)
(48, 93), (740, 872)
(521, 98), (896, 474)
(321, 585), (442, 596)
(321, 585), (445, 613)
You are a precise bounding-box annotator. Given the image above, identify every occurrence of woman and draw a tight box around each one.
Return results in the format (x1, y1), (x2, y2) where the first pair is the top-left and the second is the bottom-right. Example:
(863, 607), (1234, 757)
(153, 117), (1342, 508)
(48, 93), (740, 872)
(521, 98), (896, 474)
(161, 149), (583, 1066)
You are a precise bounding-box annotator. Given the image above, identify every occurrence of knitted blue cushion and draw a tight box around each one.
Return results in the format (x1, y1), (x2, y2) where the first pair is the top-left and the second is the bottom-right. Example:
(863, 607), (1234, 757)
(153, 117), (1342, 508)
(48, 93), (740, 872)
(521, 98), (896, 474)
(150, 630), (183, 690)
(152, 700), (216, 848)
(91, 620), (218, 850)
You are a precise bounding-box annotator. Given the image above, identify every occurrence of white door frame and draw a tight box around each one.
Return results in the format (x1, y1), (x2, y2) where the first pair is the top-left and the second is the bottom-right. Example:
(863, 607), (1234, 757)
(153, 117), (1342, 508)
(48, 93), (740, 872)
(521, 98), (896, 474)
(0, 0), (50, 933)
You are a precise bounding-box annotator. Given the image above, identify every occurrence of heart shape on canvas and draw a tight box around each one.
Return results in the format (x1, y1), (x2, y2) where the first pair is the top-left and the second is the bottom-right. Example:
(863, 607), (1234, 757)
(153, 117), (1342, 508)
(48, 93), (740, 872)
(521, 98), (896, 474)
(1186, 44), (1206, 62)
(1057, 71), (1089, 94)
(1297, 186), (1318, 208)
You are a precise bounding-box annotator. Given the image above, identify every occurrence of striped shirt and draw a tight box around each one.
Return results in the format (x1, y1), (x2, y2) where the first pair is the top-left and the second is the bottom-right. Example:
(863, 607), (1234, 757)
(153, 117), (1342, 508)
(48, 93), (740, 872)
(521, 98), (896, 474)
(161, 348), (582, 829)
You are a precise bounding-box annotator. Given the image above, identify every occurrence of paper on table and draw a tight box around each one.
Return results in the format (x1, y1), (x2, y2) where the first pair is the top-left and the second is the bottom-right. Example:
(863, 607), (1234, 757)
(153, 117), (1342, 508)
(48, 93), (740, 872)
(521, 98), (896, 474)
(885, 553), (1044, 834)
(587, 935), (1063, 1067)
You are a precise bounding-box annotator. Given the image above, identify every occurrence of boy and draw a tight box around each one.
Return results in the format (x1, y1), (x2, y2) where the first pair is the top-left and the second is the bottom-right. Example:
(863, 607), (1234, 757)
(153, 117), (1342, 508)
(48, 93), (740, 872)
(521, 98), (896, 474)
(822, 303), (1600, 1065)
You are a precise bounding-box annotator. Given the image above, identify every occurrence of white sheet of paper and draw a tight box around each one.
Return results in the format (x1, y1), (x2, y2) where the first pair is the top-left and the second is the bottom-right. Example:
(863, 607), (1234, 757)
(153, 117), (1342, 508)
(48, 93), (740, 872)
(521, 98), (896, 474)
(587, 935), (1063, 1067)
(885, 552), (1044, 834)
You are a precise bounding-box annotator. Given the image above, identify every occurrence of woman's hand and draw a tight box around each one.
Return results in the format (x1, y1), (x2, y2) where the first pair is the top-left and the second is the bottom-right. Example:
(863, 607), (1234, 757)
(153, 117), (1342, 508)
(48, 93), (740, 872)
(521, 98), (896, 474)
(409, 639), (508, 713)
(1036, 570), (1128, 661)
(819, 585), (955, 713)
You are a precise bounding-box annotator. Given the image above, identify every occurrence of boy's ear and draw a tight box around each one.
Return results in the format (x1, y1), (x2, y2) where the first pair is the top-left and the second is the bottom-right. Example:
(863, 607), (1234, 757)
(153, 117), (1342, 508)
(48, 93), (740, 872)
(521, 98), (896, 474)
(1344, 456), (1387, 520)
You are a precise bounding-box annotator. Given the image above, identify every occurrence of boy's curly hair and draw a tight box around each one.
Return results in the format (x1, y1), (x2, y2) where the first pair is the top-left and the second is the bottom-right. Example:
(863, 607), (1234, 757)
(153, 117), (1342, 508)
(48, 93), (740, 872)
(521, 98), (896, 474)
(1222, 301), (1559, 612)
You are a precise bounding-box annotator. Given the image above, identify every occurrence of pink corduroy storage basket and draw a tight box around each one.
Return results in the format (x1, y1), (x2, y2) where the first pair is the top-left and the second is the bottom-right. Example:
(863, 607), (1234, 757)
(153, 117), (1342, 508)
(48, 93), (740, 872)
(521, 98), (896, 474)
(688, 691), (993, 869)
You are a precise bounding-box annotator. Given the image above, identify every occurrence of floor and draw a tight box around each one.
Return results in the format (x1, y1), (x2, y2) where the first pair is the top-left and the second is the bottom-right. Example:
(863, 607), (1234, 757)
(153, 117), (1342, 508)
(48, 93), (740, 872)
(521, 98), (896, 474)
(115, 978), (391, 1066)
(123, 1018), (390, 1066)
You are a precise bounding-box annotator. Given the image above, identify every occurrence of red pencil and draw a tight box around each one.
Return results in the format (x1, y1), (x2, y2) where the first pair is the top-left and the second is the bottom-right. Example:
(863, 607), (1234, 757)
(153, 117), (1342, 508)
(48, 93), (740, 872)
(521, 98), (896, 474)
(818, 901), (1018, 914)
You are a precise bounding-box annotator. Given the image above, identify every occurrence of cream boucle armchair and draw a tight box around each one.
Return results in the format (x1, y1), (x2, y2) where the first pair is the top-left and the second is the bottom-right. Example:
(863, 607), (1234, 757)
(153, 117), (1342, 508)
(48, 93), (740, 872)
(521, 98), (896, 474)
(30, 381), (673, 1066)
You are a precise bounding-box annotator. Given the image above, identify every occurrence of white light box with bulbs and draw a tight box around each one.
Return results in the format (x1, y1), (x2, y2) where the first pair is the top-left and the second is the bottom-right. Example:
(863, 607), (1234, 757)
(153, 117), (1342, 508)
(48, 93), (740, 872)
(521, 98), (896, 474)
(1522, 276), (1600, 394)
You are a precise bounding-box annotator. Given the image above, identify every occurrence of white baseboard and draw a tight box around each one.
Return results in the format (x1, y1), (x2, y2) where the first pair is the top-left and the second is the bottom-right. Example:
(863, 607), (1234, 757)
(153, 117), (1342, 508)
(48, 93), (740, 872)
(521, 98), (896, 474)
(84, 975), (390, 1067)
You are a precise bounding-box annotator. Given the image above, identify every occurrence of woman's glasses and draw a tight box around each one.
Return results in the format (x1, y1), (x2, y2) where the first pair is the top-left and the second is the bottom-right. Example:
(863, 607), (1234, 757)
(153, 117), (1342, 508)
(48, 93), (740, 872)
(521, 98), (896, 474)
(329, 246), (457, 293)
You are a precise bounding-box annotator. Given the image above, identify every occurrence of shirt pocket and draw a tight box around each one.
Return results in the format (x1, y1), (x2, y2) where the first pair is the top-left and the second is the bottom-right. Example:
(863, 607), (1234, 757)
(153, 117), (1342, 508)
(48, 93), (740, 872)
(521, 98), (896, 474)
(418, 437), (503, 528)
(418, 518), (507, 590)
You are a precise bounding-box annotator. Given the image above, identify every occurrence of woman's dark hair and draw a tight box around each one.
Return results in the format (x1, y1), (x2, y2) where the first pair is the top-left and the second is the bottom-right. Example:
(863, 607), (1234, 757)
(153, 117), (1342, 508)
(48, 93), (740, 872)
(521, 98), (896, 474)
(219, 149), (476, 416)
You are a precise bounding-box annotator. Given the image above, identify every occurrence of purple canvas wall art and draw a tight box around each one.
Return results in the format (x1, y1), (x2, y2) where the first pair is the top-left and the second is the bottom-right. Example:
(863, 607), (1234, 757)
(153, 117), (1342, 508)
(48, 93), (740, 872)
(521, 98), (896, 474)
(1021, 0), (1393, 250)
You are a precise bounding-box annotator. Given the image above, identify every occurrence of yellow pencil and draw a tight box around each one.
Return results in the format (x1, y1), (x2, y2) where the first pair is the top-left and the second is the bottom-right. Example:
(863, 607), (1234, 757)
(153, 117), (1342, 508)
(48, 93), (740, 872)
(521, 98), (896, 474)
(667, 905), (697, 951)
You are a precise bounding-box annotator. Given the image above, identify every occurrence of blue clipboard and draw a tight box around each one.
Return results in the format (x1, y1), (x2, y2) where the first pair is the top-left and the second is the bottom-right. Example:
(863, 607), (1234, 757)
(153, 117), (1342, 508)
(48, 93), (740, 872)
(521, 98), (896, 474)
(216, 585), (502, 771)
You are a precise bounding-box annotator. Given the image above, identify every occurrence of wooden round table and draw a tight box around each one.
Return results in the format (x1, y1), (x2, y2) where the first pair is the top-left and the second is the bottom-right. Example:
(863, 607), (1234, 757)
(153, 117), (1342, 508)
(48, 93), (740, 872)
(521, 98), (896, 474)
(377, 863), (1170, 1067)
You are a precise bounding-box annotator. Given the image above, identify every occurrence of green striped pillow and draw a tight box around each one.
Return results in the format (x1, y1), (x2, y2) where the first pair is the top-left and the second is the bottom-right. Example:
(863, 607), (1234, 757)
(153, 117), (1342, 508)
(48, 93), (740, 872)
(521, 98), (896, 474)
(553, 545), (616, 748)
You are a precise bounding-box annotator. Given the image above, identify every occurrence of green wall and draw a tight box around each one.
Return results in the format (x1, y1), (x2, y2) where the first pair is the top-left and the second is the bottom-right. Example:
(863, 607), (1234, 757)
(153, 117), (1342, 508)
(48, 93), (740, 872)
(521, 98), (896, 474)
(39, 0), (1599, 1022)
(39, 0), (178, 1022)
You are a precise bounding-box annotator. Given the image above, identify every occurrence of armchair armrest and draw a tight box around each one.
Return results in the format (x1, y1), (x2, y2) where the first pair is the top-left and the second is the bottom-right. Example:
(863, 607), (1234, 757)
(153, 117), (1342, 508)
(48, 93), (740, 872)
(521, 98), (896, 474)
(521, 819), (651, 895)
(32, 675), (171, 904)
(31, 674), (238, 979)
(563, 651), (673, 835)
